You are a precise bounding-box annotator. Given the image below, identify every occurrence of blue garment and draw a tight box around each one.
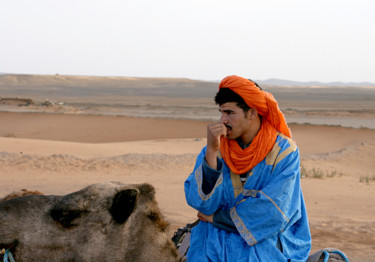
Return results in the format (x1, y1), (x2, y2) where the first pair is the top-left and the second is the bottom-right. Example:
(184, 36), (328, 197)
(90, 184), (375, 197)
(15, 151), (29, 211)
(202, 157), (238, 233)
(184, 134), (311, 262)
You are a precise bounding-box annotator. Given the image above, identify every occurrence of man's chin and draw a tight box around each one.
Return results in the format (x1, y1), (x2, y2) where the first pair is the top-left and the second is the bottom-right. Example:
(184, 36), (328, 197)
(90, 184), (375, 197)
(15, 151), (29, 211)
(225, 134), (236, 140)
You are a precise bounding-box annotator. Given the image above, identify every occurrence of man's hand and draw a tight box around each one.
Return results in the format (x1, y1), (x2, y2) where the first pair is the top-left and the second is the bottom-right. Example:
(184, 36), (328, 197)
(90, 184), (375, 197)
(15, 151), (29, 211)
(205, 123), (227, 170)
(197, 211), (214, 223)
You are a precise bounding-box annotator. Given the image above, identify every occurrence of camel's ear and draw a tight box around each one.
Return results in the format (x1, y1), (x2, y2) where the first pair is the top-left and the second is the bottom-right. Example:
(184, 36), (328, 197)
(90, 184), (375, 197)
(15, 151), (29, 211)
(109, 189), (138, 224)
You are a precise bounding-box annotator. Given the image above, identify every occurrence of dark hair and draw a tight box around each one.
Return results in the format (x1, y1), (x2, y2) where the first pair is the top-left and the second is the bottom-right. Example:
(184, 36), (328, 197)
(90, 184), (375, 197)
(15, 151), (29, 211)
(248, 79), (262, 90)
(214, 88), (250, 113)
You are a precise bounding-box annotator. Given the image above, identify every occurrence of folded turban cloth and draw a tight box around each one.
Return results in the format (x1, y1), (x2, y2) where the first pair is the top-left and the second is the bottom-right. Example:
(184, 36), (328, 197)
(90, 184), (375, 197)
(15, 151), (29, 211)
(218, 75), (291, 174)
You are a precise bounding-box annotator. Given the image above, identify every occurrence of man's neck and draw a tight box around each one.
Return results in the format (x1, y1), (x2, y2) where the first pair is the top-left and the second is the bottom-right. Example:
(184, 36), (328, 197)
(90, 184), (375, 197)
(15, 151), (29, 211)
(236, 138), (251, 149)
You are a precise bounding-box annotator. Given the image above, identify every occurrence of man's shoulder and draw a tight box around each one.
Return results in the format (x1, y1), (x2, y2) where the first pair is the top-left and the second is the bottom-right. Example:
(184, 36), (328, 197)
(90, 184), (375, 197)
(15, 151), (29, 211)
(276, 133), (298, 151)
(265, 133), (298, 166)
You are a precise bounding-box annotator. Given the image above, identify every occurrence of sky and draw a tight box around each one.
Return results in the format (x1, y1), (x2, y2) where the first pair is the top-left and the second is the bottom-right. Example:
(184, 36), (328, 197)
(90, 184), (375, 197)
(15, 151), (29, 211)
(1, 0), (374, 82)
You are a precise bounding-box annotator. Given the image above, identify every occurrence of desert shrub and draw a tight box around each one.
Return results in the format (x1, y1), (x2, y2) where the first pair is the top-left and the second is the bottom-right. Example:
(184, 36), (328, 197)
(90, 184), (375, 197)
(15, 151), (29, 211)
(359, 176), (375, 184)
(300, 165), (343, 179)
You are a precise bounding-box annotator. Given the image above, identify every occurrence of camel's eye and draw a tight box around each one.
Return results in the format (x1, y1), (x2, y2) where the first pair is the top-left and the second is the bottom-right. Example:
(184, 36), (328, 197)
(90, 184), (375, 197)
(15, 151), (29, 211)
(50, 208), (86, 228)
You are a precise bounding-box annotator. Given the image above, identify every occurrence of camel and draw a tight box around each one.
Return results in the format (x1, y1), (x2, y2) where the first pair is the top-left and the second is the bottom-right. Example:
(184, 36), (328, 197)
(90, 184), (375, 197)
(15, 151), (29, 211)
(0, 181), (181, 262)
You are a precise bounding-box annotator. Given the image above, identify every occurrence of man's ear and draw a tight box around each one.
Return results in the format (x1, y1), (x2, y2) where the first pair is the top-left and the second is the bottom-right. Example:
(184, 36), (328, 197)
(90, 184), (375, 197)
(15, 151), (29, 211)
(246, 108), (258, 119)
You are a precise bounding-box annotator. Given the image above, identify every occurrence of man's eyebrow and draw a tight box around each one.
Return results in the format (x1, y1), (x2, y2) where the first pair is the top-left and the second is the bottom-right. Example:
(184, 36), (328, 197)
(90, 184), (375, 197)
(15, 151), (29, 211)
(219, 109), (234, 113)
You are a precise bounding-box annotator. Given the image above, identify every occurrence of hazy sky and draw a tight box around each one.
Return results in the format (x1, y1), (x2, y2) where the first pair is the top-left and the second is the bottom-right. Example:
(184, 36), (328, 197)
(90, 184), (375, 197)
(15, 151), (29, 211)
(1, 0), (374, 82)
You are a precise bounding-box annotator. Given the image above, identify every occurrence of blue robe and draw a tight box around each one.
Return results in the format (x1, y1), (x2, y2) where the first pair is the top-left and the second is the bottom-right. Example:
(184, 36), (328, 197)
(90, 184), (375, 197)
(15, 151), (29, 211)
(184, 133), (311, 261)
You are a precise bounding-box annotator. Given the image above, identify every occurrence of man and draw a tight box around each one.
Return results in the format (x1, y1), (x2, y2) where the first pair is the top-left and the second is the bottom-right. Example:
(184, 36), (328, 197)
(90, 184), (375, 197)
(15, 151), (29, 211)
(184, 75), (311, 261)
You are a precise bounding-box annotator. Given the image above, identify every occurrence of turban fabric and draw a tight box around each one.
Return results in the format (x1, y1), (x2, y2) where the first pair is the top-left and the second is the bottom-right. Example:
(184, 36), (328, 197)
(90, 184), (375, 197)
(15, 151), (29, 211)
(218, 75), (291, 174)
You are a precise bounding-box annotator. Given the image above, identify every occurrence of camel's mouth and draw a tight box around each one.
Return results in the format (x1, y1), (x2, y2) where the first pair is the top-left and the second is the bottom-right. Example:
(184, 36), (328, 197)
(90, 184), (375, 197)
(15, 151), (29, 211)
(0, 241), (18, 260)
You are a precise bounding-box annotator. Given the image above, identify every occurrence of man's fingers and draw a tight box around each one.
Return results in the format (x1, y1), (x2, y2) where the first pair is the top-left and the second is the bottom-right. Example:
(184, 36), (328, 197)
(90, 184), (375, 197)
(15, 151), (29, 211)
(206, 123), (227, 156)
(208, 123), (227, 138)
(197, 211), (213, 223)
(197, 212), (207, 222)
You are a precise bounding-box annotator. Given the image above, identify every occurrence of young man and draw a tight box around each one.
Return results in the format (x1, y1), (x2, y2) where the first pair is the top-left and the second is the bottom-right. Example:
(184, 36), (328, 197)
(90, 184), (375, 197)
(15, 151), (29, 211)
(184, 75), (311, 261)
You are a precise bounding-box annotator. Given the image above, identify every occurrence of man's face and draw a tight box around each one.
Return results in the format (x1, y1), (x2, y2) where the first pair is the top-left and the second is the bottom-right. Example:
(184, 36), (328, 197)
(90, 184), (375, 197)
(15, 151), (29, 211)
(219, 102), (251, 141)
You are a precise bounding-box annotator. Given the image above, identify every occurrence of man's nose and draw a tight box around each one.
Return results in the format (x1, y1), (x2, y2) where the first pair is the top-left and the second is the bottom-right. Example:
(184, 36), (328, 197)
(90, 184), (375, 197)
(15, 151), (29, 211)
(220, 114), (228, 124)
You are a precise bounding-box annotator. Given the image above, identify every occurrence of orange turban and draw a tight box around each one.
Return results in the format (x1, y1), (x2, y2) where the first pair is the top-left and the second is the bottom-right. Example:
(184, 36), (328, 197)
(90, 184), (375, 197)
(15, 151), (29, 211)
(218, 75), (291, 174)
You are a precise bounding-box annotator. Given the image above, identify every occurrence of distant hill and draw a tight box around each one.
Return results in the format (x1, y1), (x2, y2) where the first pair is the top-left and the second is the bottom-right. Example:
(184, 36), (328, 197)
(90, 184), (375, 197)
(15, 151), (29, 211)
(1, 73), (374, 88)
(258, 78), (375, 88)
(0, 74), (219, 99)
(1, 74), (374, 103)
(1, 73), (374, 128)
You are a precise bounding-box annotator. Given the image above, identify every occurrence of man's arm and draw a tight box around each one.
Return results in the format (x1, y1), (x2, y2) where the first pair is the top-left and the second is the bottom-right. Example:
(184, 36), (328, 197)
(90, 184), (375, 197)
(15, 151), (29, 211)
(184, 147), (225, 216)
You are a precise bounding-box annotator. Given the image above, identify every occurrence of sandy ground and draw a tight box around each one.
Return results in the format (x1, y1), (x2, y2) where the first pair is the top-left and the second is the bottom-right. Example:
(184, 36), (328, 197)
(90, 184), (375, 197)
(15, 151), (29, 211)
(1, 112), (375, 261)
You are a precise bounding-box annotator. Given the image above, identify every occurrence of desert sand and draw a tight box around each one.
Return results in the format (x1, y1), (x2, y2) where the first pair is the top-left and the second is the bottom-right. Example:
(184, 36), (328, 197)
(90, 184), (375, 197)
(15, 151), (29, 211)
(1, 74), (375, 261)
